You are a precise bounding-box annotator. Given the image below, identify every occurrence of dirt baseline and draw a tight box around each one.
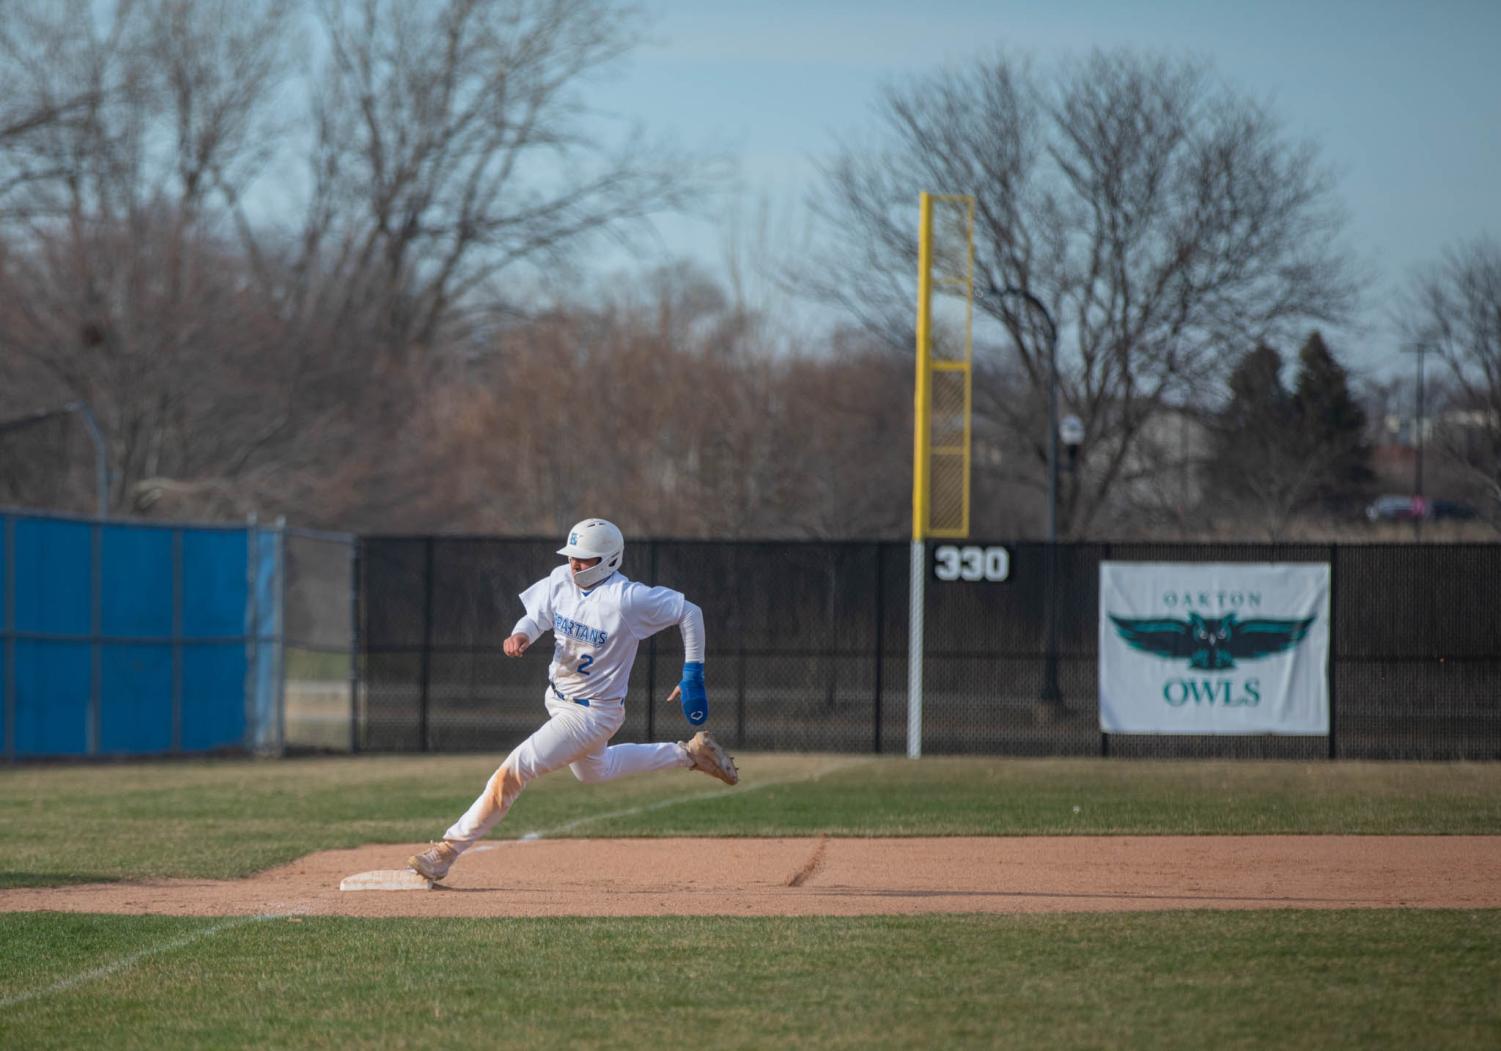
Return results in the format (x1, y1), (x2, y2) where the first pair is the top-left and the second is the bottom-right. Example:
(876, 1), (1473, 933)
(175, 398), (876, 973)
(3, 836), (1499, 918)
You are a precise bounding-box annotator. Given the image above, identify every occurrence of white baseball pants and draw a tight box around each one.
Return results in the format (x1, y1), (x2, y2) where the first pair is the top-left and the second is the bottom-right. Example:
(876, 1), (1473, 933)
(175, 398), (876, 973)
(443, 692), (690, 851)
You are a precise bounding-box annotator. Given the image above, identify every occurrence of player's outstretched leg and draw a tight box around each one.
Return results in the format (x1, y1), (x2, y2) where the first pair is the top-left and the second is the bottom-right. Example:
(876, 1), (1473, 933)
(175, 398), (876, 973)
(569, 740), (687, 784)
(407, 762), (527, 882)
(681, 731), (739, 785)
(407, 704), (605, 881)
(408, 841), (459, 881)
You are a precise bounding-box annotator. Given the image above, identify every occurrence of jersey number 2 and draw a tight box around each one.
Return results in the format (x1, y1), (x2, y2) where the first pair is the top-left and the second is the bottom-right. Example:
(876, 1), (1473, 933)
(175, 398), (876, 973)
(577, 654), (594, 676)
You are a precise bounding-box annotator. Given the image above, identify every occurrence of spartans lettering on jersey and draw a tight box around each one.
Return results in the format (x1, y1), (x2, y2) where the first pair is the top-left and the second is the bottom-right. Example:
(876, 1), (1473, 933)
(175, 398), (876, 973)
(553, 612), (609, 646)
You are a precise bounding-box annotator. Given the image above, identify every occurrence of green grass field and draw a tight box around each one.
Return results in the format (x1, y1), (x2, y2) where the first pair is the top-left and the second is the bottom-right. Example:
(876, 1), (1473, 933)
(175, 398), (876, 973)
(2, 911), (1496, 1050)
(2, 755), (1499, 1048)
(4, 754), (1500, 887)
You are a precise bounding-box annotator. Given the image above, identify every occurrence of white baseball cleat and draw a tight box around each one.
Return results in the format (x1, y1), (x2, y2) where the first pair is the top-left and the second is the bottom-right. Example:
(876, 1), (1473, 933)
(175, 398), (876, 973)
(682, 731), (739, 786)
(407, 841), (459, 881)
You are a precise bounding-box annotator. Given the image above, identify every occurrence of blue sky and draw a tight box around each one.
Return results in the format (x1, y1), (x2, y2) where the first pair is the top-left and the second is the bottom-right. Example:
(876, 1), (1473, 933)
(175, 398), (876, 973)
(592, 0), (1501, 376)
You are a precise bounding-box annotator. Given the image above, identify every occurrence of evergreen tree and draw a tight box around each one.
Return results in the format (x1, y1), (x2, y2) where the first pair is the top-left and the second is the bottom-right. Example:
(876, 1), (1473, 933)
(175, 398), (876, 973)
(1208, 344), (1297, 506)
(1291, 331), (1374, 513)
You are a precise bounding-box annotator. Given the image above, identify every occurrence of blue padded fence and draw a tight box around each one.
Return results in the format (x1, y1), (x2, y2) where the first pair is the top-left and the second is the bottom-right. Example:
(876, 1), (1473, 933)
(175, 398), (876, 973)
(1, 509), (282, 759)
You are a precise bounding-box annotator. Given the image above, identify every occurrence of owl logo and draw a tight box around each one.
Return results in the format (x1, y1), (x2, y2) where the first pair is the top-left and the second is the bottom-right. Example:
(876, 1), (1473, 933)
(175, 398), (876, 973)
(1109, 611), (1314, 670)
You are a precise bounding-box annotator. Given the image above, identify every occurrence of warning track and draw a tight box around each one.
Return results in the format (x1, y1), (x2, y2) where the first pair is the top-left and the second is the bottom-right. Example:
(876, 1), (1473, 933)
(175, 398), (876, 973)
(2, 836), (1498, 918)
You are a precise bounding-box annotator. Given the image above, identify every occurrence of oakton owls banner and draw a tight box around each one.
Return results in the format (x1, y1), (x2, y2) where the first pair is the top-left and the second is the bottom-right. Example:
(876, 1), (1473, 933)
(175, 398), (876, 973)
(1099, 562), (1330, 735)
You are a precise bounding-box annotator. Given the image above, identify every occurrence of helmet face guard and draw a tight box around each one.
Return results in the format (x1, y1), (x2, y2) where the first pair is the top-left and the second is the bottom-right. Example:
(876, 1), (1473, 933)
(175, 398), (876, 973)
(557, 519), (624, 588)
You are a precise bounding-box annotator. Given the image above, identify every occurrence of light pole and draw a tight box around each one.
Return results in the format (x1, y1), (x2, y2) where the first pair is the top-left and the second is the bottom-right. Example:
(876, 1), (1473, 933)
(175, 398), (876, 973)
(69, 401), (109, 521)
(1060, 415), (1086, 471)
(1000, 287), (1063, 707)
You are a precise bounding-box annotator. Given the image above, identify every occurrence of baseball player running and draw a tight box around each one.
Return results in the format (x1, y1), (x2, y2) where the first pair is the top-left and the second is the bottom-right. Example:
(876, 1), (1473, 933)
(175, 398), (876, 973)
(408, 518), (738, 882)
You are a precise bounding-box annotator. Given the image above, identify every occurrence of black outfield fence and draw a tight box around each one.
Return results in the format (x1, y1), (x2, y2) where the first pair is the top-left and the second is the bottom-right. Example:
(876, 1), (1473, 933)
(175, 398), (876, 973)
(356, 538), (1501, 760)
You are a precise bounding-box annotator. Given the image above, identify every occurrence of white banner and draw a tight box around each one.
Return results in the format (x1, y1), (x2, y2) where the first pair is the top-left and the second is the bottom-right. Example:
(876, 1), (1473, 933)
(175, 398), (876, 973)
(1099, 562), (1330, 735)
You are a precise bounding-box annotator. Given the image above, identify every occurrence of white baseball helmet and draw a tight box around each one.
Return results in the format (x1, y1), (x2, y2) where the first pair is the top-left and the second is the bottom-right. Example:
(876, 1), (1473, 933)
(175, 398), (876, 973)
(557, 518), (624, 588)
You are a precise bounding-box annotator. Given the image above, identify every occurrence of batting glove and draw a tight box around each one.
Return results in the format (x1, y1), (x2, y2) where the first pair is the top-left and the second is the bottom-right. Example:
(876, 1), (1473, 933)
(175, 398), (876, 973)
(679, 662), (708, 725)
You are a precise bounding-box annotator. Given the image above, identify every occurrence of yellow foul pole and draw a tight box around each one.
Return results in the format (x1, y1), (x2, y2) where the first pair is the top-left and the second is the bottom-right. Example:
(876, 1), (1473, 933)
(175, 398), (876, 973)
(908, 192), (974, 758)
(908, 192), (934, 758)
(911, 192), (934, 542)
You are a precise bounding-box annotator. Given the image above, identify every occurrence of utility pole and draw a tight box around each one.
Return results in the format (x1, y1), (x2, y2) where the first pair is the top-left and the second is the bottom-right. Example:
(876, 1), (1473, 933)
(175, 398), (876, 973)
(1409, 344), (1427, 542)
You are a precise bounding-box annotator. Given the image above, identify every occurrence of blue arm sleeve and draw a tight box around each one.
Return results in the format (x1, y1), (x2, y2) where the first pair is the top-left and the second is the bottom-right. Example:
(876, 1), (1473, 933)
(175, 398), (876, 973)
(678, 661), (707, 725)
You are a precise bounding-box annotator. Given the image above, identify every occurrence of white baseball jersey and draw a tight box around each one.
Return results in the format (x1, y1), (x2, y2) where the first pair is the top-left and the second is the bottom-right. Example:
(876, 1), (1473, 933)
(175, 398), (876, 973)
(517, 565), (686, 703)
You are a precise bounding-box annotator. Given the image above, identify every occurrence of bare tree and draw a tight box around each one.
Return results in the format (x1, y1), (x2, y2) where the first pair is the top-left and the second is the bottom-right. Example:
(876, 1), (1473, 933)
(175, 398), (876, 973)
(354, 262), (913, 538)
(810, 49), (1358, 538)
(0, 6), (103, 216)
(1403, 237), (1501, 524)
(0, 0), (302, 514)
(283, 0), (703, 361)
(0, 0), (707, 525)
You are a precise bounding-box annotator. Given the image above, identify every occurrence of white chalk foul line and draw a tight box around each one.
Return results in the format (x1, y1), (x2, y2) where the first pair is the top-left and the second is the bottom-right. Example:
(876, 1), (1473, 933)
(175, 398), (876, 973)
(518, 756), (878, 841)
(0, 911), (289, 1012)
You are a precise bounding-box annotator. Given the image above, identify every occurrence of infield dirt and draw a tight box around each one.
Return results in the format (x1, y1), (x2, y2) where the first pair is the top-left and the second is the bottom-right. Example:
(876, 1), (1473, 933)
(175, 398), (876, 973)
(2, 836), (1498, 918)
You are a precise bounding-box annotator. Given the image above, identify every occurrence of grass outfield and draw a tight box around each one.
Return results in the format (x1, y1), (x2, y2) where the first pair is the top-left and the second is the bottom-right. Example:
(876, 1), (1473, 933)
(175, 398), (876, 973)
(2, 755), (1500, 887)
(1, 911), (1497, 1049)
(3, 756), (1500, 1049)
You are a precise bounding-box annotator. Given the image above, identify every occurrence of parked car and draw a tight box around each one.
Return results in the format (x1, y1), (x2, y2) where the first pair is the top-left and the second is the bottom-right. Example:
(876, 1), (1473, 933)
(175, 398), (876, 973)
(1366, 495), (1425, 522)
(1365, 495), (1479, 522)
(1430, 499), (1479, 520)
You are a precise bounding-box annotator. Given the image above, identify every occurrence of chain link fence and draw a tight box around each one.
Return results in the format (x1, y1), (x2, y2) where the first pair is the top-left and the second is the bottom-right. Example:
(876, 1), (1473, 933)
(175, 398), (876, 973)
(282, 528), (358, 751)
(356, 537), (1501, 760)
